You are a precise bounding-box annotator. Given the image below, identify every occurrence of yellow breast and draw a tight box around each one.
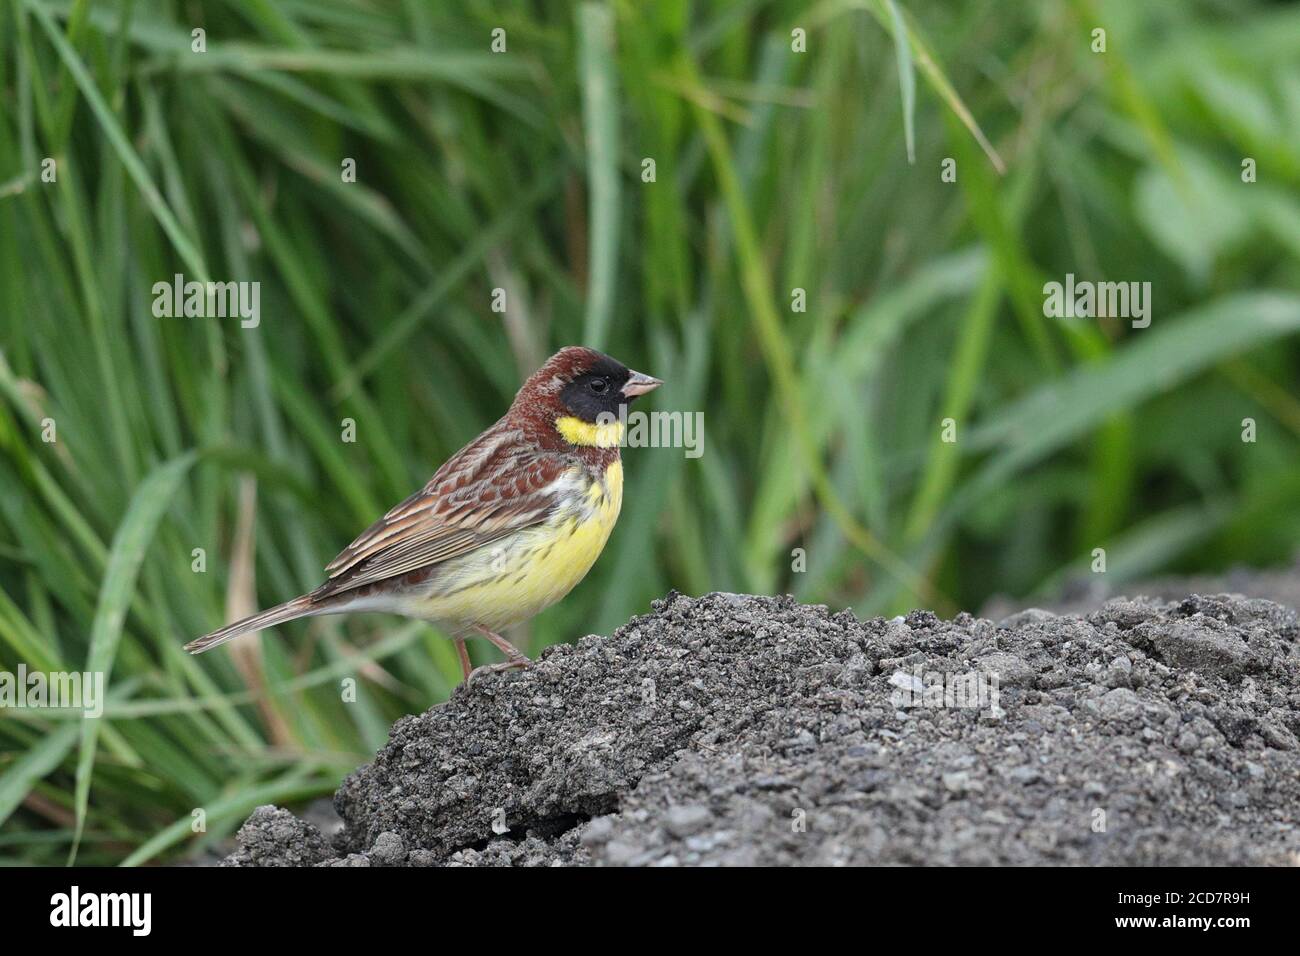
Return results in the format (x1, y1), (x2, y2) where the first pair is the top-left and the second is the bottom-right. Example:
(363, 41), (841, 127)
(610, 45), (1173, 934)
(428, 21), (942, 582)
(409, 460), (623, 632)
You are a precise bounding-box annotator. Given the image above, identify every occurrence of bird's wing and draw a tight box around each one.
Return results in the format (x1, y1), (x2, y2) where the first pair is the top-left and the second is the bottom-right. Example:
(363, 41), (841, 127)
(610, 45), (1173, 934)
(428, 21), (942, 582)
(315, 423), (571, 598)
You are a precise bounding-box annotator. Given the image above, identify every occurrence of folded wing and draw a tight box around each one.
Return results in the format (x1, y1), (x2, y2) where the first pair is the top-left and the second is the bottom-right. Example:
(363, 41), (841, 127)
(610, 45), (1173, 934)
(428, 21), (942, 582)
(315, 424), (568, 598)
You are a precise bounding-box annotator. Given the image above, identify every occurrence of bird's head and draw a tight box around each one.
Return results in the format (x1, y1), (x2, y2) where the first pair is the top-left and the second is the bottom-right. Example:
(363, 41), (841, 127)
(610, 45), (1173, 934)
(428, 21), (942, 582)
(513, 346), (661, 447)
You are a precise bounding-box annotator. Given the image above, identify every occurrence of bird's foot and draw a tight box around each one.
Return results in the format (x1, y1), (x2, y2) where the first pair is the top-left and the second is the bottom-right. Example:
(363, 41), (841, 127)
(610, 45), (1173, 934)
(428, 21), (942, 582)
(464, 624), (531, 683)
(466, 657), (530, 684)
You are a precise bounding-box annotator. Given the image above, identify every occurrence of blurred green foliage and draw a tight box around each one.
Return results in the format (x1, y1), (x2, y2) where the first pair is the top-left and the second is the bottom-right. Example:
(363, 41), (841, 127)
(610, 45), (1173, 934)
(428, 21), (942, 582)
(1, 0), (1298, 863)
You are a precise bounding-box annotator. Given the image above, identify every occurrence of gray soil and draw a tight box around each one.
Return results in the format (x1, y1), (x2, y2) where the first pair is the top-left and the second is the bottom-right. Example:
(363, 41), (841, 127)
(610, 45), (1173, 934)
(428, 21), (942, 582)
(222, 576), (1300, 866)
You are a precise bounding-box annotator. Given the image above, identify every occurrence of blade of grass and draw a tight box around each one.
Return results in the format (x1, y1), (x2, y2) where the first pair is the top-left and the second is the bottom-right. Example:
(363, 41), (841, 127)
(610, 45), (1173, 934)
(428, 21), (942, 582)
(69, 451), (197, 863)
(884, 0), (915, 164)
(25, 0), (208, 280)
(577, 2), (620, 348)
(339, 165), (563, 398)
(120, 769), (330, 866)
(685, 56), (948, 611)
(936, 293), (1300, 547)
(0, 722), (79, 828)
(858, 0), (1006, 173)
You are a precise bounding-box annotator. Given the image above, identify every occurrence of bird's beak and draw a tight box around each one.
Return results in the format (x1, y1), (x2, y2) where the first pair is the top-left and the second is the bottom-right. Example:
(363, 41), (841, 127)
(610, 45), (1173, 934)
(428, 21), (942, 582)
(621, 370), (662, 399)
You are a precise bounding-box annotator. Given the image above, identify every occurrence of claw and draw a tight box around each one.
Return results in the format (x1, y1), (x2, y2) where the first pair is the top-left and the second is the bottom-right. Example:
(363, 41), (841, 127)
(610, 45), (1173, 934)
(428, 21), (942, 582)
(466, 658), (530, 684)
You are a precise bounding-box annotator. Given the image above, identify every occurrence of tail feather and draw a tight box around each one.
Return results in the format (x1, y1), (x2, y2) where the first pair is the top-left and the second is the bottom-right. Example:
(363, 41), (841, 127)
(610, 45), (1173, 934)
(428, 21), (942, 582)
(185, 595), (322, 654)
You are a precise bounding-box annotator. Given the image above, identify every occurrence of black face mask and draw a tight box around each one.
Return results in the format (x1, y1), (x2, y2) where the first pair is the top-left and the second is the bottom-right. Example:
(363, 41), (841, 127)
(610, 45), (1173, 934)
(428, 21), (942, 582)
(560, 360), (632, 423)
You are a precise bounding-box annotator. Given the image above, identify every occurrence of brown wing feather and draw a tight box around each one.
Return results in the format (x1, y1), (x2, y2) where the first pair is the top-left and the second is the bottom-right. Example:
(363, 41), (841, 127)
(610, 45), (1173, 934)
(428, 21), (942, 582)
(315, 420), (570, 598)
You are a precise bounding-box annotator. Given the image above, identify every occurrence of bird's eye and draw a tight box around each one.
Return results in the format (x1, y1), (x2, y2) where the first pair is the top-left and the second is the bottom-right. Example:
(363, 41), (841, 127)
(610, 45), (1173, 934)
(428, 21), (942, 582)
(589, 378), (608, 393)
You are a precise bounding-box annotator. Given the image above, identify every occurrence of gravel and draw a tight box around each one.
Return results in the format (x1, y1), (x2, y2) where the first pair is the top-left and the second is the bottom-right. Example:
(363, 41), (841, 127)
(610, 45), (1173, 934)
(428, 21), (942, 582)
(221, 587), (1300, 866)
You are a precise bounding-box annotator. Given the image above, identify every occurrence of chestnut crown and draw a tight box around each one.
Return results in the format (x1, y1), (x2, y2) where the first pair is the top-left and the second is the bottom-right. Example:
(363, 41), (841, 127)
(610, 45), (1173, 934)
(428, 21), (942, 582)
(514, 347), (661, 423)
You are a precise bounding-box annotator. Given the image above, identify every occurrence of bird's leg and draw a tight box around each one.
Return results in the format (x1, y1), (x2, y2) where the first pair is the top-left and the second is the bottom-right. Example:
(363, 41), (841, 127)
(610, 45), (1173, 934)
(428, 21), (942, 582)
(470, 623), (531, 673)
(453, 635), (472, 681)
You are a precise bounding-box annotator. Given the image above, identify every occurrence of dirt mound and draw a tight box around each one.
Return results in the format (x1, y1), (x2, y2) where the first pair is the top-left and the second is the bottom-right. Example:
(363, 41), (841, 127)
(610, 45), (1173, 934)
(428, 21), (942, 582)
(222, 590), (1300, 866)
(982, 558), (1300, 621)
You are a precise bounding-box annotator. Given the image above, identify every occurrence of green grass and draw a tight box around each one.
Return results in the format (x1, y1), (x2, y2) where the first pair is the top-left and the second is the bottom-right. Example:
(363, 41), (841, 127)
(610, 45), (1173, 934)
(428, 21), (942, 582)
(1, 0), (1298, 863)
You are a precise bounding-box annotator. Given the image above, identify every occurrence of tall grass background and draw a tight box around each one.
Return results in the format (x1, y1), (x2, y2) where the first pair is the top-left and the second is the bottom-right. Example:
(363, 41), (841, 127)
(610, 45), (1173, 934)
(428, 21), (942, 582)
(1, 0), (1298, 864)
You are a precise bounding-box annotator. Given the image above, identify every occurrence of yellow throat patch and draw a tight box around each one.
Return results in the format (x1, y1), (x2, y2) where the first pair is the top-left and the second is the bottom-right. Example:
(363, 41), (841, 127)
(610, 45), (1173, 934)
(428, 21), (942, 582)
(555, 415), (624, 448)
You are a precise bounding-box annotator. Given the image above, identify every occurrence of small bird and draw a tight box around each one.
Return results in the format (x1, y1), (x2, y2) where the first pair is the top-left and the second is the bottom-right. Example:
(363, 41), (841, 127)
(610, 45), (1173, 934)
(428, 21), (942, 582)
(186, 347), (660, 681)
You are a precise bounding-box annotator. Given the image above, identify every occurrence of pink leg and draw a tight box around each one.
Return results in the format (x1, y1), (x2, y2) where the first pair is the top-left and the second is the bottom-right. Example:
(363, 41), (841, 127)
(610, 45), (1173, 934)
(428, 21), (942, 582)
(453, 636), (472, 681)
(470, 624), (531, 673)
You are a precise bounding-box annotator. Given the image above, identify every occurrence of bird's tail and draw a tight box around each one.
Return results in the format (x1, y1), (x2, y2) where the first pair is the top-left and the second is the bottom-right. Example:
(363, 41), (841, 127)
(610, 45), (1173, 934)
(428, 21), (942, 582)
(185, 595), (322, 654)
